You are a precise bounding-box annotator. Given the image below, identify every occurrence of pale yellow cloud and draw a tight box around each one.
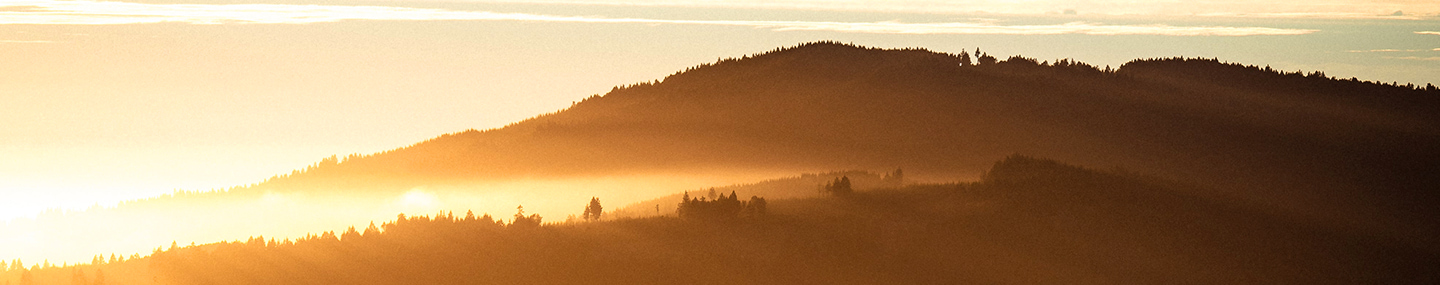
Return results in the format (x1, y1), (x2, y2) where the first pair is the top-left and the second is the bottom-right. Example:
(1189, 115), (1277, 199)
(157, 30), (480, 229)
(437, 0), (1440, 18)
(1387, 56), (1440, 61)
(1194, 12), (1429, 20)
(0, 0), (1315, 36)
(1347, 48), (1432, 52)
(1417, 31), (1440, 35)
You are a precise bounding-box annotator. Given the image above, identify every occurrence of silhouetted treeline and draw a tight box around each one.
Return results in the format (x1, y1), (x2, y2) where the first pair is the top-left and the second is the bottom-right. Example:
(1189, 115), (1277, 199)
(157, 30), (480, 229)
(677, 190), (765, 220)
(610, 170), (885, 218)
(32, 42), (1436, 258)
(11, 42), (1440, 283)
(230, 43), (1440, 251)
(10, 155), (1437, 284)
(820, 176), (852, 195)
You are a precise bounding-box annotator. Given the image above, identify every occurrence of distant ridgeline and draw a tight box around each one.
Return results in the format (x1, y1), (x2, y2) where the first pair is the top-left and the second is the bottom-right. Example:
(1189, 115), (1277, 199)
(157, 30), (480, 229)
(7, 42), (1439, 284)
(5, 156), (1436, 284)
(234, 42), (1440, 255)
(247, 41), (1438, 192)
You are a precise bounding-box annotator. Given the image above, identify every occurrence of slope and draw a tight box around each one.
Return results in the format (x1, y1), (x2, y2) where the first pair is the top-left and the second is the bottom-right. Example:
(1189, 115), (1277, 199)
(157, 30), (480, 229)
(255, 42), (1440, 246)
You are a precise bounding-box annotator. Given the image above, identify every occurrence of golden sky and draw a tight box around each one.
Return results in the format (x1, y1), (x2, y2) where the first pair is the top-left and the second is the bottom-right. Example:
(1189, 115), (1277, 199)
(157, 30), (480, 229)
(1, 0), (1438, 263)
(2, 0), (1437, 217)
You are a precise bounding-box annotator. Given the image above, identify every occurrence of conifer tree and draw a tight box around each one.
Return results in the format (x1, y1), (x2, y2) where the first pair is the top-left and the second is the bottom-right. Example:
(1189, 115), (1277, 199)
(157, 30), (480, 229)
(341, 226), (361, 241)
(364, 222), (381, 236)
(584, 197), (603, 221)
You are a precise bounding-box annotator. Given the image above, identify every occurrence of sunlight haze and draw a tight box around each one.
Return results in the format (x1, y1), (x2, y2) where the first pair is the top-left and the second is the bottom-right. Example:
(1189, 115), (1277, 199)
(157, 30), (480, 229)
(2, 0), (1439, 267)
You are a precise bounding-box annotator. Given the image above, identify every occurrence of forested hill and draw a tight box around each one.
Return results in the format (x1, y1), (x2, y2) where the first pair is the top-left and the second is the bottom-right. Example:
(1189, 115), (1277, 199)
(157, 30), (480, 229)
(252, 42), (1440, 245)
(262, 41), (1439, 185)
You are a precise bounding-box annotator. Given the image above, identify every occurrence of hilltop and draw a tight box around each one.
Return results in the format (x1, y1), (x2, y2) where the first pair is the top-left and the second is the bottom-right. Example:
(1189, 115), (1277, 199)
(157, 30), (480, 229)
(252, 42), (1440, 244)
(7, 42), (1438, 266)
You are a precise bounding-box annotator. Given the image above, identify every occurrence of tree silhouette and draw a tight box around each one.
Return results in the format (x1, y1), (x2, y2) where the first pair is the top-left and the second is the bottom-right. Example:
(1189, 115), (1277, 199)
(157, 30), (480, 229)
(583, 197), (603, 221)
(364, 222), (381, 236)
(978, 53), (997, 65)
(511, 205), (543, 228)
(341, 226), (361, 241)
(678, 191), (765, 220)
(882, 168), (904, 187)
(745, 196), (767, 216)
(823, 176), (853, 195)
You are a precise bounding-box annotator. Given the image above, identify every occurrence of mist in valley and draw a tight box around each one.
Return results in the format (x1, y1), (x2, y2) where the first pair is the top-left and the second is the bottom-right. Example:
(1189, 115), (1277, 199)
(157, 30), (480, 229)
(3, 42), (1439, 284)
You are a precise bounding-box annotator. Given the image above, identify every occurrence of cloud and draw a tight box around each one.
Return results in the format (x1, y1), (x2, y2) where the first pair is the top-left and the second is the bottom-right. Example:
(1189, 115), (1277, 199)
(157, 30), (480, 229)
(1417, 31), (1440, 36)
(0, 5), (46, 12)
(745, 21), (1314, 36)
(392, 0), (1439, 19)
(0, 0), (1316, 36)
(1387, 56), (1440, 61)
(1347, 49), (1432, 53)
(1195, 12), (1430, 20)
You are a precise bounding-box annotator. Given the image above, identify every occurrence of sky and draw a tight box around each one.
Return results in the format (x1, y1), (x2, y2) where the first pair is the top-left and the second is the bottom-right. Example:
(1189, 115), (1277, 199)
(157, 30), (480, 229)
(1, 0), (1438, 223)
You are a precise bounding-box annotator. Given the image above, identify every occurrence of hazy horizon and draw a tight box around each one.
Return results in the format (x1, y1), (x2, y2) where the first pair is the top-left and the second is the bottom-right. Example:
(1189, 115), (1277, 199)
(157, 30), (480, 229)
(4, 0), (1440, 267)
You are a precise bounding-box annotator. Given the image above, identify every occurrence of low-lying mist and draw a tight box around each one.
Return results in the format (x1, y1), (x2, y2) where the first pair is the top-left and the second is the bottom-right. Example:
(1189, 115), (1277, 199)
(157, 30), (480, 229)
(0, 170), (793, 264)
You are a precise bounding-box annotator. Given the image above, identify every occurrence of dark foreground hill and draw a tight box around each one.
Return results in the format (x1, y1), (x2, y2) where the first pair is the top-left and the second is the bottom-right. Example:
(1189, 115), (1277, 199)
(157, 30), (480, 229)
(256, 42), (1440, 248)
(9, 156), (1434, 284)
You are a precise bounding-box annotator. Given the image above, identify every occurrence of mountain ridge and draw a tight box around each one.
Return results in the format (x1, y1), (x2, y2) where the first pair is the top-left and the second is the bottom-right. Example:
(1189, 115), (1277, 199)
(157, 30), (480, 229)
(227, 42), (1440, 247)
(258, 41), (1437, 185)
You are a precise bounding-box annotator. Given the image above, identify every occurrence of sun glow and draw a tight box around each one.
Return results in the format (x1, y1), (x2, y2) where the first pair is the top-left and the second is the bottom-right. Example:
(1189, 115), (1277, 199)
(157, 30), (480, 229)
(400, 189), (439, 208)
(0, 171), (781, 264)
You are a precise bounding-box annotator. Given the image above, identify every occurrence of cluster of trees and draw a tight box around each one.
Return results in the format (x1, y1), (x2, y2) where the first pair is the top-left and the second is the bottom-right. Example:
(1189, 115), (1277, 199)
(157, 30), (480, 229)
(677, 189), (766, 220)
(510, 206), (543, 229)
(821, 176), (853, 195)
(582, 197), (603, 221)
(821, 168), (901, 194)
(3, 255), (128, 285)
(3, 256), (136, 273)
(1120, 56), (1440, 93)
(880, 168), (903, 187)
(958, 48), (998, 66)
(610, 171), (885, 218)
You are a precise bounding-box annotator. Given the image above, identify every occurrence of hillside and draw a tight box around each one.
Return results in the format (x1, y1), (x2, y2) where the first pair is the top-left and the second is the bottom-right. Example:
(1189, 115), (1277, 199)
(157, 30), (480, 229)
(7, 42), (1438, 266)
(254, 42), (1440, 246)
(9, 156), (1433, 284)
